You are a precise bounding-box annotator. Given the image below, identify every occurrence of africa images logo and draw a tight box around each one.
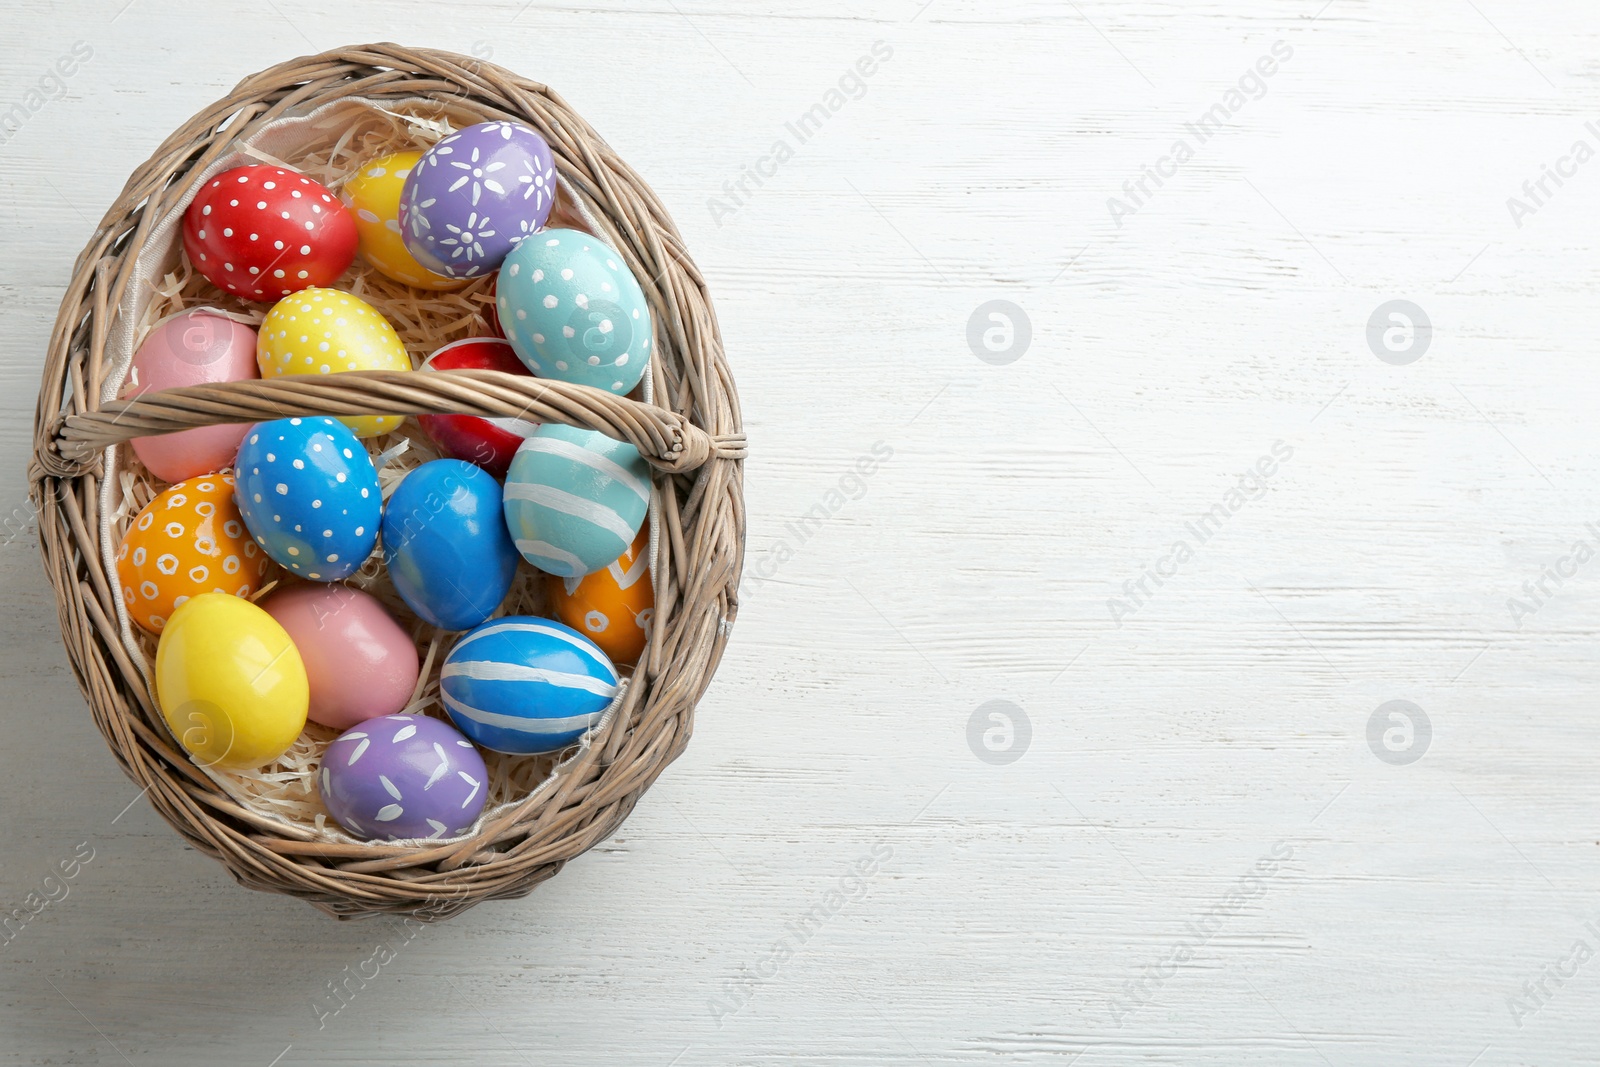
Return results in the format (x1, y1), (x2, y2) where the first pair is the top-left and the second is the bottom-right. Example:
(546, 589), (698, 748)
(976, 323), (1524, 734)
(1107, 40), (1294, 228)
(708, 41), (895, 227)
(1107, 440), (1294, 626)
(0, 41), (93, 147)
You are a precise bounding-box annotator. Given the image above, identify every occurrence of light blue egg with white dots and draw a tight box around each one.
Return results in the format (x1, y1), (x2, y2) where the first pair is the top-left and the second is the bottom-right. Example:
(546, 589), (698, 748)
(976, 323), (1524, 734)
(497, 228), (652, 396)
(502, 424), (651, 577)
(233, 417), (380, 582)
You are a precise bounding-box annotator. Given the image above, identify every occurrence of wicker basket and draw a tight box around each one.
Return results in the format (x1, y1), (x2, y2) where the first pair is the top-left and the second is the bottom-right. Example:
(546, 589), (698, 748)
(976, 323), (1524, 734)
(27, 44), (745, 920)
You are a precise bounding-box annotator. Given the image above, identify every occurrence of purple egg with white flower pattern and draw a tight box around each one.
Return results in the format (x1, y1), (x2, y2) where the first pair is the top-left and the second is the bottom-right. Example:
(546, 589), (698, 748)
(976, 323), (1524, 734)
(319, 714), (488, 841)
(398, 121), (557, 279)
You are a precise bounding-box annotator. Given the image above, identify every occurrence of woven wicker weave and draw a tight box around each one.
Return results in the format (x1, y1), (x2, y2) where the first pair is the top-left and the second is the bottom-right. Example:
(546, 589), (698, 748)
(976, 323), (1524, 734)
(27, 44), (745, 919)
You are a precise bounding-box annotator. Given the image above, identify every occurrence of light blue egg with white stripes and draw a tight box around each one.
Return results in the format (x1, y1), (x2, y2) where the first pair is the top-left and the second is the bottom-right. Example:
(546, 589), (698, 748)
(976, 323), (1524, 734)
(440, 616), (620, 754)
(502, 424), (651, 577)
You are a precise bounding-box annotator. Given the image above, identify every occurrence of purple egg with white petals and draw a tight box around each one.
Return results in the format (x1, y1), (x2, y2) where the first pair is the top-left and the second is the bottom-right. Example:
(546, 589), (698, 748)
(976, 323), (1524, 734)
(319, 714), (488, 841)
(399, 120), (557, 279)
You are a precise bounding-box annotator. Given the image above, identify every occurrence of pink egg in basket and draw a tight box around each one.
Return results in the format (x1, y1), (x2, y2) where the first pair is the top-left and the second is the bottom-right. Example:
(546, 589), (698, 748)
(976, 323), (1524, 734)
(123, 310), (259, 482)
(259, 584), (420, 731)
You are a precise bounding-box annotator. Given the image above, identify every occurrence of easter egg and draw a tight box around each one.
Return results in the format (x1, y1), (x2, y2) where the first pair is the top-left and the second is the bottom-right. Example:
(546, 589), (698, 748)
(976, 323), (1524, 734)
(182, 165), (357, 302)
(124, 311), (259, 483)
(545, 525), (653, 667)
(503, 424), (651, 577)
(382, 460), (519, 631)
(234, 417), (380, 582)
(498, 228), (652, 396)
(416, 338), (539, 477)
(399, 120), (557, 279)
(256, 288), (412, 438)
(156, 592), (309, 770)
(260, 585), (420, 731)
(320, 714), (488, 841)
(340, 151), (463, 290)
(440, 617), (619, 754)
(116, 474), (272, 634)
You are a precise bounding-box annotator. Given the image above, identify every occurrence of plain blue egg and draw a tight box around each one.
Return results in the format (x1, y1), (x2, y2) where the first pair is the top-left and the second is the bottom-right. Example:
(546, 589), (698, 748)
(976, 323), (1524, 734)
(381, 459), (519, 631)
(234, 417), (380, 582)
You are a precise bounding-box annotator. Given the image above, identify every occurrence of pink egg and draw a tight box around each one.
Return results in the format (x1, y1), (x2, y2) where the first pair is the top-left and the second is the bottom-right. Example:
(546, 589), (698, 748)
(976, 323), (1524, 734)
(260, 585), (420, 731)
(124, 310), (259, 482)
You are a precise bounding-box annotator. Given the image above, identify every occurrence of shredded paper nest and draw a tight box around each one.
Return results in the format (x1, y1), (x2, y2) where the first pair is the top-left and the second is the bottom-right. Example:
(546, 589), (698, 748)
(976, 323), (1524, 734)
(110, 102), (622, 847)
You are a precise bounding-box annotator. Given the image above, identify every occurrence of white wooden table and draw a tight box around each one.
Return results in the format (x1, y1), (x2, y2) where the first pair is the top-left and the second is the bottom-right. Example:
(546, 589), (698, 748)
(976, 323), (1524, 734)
(4, 1), (1600, 1063)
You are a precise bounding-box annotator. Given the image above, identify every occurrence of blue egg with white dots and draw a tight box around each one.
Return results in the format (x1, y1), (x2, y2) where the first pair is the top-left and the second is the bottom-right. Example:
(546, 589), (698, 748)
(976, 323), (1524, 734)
(233, 417), (380, 582)
(497, 228), (652, 396)
(381, 460), (519, 631)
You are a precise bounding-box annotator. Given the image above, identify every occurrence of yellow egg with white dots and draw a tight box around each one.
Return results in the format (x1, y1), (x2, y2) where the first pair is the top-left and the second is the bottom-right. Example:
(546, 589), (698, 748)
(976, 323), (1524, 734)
(257, 288), (413, 438)
(341, 151), (464, 290)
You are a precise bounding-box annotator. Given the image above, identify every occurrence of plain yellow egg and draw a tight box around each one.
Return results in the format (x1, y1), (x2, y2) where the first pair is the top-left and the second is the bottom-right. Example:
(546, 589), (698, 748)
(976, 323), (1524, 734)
(257, 287), (412, 437)
(342, 151), (464, 290)
(155, 592), (309, 771)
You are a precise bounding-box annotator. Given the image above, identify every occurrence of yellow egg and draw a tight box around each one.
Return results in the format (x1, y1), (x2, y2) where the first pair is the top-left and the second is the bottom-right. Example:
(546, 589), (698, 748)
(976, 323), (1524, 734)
(155, 592), (309, 770)
(257, 287), (412, 437)
(341, 152), (464, 290)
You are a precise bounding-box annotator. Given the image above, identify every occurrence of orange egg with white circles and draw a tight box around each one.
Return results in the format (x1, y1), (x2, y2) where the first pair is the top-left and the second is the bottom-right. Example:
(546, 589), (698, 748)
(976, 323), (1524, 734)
(116, 474), (273, 634)
(543, 526), (653, 667)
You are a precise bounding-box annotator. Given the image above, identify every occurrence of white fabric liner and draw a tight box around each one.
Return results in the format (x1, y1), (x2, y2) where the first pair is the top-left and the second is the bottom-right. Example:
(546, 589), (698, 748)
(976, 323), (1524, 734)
(94, 95), (658, 848)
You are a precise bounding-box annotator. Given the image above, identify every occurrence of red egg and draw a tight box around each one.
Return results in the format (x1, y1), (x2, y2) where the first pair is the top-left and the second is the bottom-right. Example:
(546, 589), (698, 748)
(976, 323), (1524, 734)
(182, 165), (358, 302)
(417, 337), (539, 478)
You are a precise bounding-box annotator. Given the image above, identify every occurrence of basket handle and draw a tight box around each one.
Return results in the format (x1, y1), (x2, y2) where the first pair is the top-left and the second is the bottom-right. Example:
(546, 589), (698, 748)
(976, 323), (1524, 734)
(36, 369), (745, 480)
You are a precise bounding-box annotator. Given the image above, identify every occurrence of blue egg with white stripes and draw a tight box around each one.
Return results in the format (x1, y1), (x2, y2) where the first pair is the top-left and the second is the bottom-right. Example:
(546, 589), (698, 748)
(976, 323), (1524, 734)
(382, 460), (518, 631)
(502, 424), (651, 577)
(440, 616), (620, 754)
(234, 417), (379, 582)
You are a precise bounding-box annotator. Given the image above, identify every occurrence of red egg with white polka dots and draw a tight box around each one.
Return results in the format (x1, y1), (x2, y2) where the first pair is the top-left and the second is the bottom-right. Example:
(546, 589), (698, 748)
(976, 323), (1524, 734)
(182, 165), (358, 302)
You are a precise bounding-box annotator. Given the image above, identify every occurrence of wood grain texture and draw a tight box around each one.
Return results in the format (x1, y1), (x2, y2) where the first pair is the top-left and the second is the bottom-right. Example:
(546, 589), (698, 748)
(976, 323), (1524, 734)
(4, 0), (1600, 1063)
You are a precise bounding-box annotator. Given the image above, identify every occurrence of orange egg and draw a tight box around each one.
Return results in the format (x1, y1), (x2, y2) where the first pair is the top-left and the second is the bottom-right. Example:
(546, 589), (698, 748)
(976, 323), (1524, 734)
(544, 526), (653, 667)
(116, 474), (273, 634)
